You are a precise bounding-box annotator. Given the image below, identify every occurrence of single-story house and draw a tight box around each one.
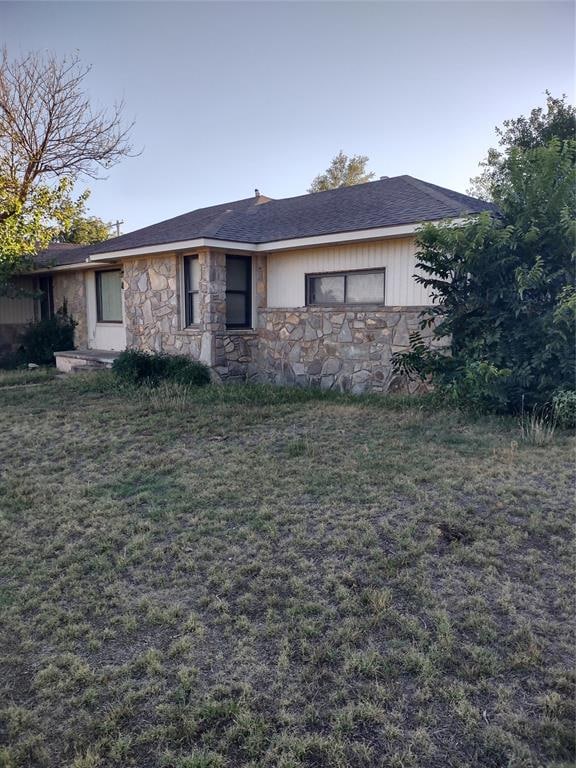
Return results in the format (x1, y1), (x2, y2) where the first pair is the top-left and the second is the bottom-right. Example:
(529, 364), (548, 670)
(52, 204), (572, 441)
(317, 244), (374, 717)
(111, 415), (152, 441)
(0, 175), (494, 393)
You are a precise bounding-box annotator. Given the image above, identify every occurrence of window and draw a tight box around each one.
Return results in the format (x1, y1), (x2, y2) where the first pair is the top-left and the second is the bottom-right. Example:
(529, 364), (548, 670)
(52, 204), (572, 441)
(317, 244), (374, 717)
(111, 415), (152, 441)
(306, 269), (385, 306)
(96, 270), (123, 323)
(37, 276), (54, 320)
(226, 255), (251, 328)
(183, 255), (200, 326)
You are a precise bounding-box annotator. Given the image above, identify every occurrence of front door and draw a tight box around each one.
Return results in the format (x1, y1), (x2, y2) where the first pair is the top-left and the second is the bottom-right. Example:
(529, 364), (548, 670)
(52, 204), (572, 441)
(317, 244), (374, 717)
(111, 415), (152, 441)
(87, 269), (126, 351)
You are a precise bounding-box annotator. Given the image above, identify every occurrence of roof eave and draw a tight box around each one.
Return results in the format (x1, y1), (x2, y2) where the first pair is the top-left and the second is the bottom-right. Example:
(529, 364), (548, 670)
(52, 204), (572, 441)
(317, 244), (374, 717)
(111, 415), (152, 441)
(86, 219), (470, 262)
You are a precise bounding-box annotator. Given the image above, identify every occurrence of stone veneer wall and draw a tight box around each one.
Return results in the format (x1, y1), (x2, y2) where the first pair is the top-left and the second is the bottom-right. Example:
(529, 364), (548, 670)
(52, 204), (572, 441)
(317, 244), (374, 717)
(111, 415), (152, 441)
(52, 271), (88, 349)
(123, 255), (194, 354)
(121, 253), (440, 394)
(123, 252), (267, 381)
(256, 306), (443, 394)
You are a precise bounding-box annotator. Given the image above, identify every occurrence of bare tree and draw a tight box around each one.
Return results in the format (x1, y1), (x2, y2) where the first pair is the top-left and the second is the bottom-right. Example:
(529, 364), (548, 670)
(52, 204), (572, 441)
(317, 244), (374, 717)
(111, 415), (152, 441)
(0, 48), (135, 223)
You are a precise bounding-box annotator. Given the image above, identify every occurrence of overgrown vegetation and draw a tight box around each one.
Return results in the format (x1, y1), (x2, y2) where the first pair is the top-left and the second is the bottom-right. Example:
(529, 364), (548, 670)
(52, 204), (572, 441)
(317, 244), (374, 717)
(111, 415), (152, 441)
(394, 95), (576, 415)
(112, 349), (211, 388)
(552, 388), (576, 429)
(0, 374), (573, 767)
(17, 305), (77, 365)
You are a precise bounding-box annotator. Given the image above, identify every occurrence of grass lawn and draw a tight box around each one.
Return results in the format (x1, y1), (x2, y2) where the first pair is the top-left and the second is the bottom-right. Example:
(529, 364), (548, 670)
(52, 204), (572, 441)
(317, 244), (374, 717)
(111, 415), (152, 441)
(0, 367), (58, 389)
(0, 374), (574, 768)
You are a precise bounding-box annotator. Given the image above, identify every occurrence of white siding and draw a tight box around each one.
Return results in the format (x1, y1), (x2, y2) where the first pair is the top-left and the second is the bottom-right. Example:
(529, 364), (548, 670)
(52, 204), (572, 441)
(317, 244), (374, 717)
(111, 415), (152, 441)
(265, 237), (432, 308)
(0, 277), (36, 325)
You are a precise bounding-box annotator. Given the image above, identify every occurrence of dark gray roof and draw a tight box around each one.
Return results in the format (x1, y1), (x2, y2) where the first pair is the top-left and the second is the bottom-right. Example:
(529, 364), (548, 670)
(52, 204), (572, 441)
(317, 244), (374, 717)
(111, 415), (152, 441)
(34, 242), (91, 268)
(88, 196), (261, 257)
(209, 175), (495, 245)
(46, 175), (496, 263)
(89, 175), (495, 256)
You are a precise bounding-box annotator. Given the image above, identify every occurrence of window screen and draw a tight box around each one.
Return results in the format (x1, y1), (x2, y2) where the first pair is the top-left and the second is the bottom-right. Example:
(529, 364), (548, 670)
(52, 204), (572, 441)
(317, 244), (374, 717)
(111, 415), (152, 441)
(96, 270), (123, 323)
(307, 270), (385, 305)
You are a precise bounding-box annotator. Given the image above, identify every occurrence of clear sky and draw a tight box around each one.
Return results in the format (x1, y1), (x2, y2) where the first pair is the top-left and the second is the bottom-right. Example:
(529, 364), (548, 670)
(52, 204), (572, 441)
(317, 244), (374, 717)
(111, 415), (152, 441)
(1, 1), (574, 233)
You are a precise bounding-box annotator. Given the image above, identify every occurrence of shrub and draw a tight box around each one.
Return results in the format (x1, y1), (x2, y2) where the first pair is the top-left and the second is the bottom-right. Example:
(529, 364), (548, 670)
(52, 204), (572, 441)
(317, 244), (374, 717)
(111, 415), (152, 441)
(443, 360), (512, 413)
(552, 389), (576, 429)
(393, 339), (512, 413)
(112, 350), (210, 388)
(393, 123), (575, 414)
(18, 305), (77, 365)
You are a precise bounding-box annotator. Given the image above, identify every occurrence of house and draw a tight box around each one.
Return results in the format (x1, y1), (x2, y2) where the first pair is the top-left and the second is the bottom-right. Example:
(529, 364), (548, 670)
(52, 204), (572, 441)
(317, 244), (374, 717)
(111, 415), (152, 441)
(0, 176), (494, 393)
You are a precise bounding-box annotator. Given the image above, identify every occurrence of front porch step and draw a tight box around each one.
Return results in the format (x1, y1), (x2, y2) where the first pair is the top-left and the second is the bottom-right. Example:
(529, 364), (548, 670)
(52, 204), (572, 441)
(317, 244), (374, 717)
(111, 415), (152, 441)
(55, 349), (121, 373)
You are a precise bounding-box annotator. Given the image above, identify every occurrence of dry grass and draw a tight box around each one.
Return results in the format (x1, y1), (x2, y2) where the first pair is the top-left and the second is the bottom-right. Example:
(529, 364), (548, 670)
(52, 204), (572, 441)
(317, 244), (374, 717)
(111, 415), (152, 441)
(0, 373), (574, 768)
(0, 367), (57, 389)
(519, 402), (557, 447)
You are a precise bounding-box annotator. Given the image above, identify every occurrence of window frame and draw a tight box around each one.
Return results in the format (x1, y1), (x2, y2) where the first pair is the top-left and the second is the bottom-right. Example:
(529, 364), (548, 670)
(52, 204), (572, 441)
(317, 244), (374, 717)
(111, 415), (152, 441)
(225, 255), (252, 329)
(183, 254), (200, 327)
(95, 269), (123, 324)
(37, 275), (54, 320)
(305, 267), (386, 306)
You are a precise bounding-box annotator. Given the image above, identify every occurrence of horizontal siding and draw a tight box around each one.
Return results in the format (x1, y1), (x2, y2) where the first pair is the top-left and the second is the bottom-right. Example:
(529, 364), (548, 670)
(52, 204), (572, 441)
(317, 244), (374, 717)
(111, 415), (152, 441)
(266, 237), (432, 308)
(0, 277), (36, 325)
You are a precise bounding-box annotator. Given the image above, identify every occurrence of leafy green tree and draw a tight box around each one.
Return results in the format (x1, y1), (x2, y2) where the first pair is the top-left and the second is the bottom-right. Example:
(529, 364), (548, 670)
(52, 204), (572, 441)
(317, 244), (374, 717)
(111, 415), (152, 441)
(58, 215), (111, 245)
(469, 92), (575, 200)
(308, 151), (375, 193)
(395, 138), (575, 412)
(0, 179), (86, 292)
(0, 48), (134, 291)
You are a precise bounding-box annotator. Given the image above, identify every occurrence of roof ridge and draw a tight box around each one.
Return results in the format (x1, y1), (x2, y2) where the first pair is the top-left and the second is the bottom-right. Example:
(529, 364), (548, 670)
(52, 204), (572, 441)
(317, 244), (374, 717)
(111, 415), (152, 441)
(399, 175), (472, 211)
(260, 175), (406, 208)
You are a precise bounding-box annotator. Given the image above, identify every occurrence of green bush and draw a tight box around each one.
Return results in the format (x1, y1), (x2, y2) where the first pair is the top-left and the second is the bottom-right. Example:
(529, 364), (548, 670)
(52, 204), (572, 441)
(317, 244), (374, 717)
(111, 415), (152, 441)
(393, 139), (575, 414)
(18, 306), (77, 365)
(443, 360), (512, 413)
(552, 389), (576, 429)
(112, 350), (211, 388)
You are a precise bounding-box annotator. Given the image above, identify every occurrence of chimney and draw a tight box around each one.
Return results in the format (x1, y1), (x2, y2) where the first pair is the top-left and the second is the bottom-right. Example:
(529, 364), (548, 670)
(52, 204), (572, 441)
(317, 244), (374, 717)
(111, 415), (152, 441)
(254, 188), (260, 198)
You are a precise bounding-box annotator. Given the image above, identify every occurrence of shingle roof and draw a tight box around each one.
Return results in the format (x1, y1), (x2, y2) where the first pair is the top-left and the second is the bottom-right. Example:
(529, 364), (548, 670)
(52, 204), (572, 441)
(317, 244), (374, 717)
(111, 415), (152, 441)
(34, 242), (91, 268)
(87, 196), (261, 257)
(41, 175), (496, 264)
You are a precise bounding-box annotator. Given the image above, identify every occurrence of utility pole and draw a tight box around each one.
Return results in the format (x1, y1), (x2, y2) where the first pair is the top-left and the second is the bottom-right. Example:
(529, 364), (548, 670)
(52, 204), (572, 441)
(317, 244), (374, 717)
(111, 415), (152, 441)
(109, 219), (124, 237)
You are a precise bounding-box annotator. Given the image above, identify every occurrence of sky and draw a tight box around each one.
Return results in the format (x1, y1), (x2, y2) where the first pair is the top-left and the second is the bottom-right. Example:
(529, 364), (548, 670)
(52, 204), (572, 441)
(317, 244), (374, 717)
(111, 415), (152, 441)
(1, 0), (574, 233)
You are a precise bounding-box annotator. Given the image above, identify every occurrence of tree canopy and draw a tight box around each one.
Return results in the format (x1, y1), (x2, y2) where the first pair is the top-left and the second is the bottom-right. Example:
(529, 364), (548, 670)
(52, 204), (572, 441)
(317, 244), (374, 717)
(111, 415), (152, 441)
(308, 151), (375, 193)
(0, 48), (134, 290)
(395, 126), (575, 413)
(469, 92), (576, 200)
(58, 215), (111, 245)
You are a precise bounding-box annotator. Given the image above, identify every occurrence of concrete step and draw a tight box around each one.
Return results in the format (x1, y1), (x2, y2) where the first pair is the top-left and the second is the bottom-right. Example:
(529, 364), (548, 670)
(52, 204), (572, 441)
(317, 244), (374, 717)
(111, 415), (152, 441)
(55, 349), (121, 373)
(68, 361), (111, 373)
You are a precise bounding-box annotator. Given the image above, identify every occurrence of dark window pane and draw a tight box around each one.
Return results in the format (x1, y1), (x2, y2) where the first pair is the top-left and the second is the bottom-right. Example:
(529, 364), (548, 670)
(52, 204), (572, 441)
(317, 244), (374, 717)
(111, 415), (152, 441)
(226, 256), (251, 328)
(311, 275), (344, 303)
(226, 293), (247, 326)
(185, 291), (200, 325)
(38, 276), (53, 320)
(227, 257), (249, 290)
(346, 272), (384, 303)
